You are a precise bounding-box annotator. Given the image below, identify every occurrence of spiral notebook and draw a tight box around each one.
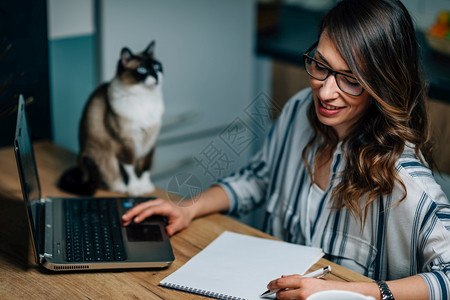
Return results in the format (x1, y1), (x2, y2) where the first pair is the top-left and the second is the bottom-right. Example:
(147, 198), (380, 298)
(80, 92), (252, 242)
(159, 231), (324, 300)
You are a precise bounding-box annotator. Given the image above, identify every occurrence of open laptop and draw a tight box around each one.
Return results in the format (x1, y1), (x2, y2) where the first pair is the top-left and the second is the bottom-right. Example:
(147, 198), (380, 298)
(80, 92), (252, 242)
(14, 95), (174, 271)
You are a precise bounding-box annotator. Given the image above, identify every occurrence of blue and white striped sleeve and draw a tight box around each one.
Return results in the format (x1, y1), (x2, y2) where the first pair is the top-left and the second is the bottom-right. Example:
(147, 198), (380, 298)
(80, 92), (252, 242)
(418, 201), (450, 299)
(395, 158), (450, 299)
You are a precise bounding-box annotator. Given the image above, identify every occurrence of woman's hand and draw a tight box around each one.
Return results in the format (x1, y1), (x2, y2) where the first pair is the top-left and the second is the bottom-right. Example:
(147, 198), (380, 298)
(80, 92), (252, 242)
(122, 186), (230, 236)
(121, 198), (194, 236)
(267, 275), (334, 300)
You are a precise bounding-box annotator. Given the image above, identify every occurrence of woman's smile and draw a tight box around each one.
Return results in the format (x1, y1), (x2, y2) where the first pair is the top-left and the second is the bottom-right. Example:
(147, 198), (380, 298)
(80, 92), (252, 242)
(318, 99), (345, 115)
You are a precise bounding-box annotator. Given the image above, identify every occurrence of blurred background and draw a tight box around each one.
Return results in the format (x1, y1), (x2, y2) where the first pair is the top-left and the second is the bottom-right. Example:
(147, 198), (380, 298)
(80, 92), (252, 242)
(1, 0), (449, 228)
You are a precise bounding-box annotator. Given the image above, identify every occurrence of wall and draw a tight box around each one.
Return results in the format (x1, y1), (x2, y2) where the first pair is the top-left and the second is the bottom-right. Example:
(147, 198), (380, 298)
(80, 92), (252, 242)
(47, 0), (97, 153)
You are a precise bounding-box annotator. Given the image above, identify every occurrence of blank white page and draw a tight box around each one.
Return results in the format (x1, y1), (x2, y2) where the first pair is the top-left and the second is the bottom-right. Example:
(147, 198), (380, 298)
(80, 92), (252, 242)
(159, 231), (324, 300)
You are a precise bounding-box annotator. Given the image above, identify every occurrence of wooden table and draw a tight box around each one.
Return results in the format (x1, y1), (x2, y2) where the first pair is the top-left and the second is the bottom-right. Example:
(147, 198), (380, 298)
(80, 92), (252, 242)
(0, 141), (371, 299)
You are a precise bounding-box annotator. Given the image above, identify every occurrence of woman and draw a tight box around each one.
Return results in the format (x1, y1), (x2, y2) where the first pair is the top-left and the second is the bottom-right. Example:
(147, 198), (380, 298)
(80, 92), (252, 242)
(123, 0), (450, 299)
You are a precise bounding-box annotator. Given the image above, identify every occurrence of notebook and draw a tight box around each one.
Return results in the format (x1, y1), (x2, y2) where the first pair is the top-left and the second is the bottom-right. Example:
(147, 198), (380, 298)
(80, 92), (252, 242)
(14, 94), (174, 271)
(159, 231), (324, 300)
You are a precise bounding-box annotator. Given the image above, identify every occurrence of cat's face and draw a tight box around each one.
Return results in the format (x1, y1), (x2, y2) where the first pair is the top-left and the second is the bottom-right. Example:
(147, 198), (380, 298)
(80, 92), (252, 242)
(117, 40), (163, 87)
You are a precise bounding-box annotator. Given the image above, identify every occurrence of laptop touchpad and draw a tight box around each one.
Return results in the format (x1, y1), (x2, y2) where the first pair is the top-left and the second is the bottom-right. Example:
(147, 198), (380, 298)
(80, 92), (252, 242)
(126, 224), (163, 242)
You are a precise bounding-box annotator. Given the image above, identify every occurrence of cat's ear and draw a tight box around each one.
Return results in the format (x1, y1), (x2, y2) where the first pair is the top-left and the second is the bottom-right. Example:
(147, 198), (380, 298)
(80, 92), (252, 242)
(121, 48), (133, 64)
(144, 41), (156, 56)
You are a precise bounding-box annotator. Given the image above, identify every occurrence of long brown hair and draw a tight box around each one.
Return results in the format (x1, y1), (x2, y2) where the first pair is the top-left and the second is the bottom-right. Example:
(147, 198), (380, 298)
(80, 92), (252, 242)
(302, 0), (434, 223)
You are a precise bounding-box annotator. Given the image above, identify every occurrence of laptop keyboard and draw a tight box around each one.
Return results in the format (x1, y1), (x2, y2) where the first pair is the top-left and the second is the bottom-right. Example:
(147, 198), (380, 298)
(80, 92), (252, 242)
(64, 199), (127, 262)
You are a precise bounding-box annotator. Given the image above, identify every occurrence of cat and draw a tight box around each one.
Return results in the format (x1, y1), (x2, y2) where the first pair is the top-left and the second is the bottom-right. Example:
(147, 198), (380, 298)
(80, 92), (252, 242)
(58, 40), (164, 196)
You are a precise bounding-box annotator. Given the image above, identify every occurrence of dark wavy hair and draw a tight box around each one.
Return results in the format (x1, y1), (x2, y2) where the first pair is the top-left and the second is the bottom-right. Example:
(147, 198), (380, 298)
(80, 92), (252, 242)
(302, 0), (434, 223)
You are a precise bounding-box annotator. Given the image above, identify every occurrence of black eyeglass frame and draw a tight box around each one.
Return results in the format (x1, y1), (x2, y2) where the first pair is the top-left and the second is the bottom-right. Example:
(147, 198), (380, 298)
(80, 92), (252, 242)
(302, 41), (364, 97)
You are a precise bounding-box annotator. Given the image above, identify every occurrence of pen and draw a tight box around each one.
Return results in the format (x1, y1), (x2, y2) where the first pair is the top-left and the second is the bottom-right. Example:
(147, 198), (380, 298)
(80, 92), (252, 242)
(260, 265), (331, 298)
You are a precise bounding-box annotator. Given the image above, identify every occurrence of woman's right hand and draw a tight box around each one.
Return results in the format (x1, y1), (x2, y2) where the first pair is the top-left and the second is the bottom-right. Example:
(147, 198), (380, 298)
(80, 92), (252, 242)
(121, 198), (194, 236)
(122, 185), (230, 236)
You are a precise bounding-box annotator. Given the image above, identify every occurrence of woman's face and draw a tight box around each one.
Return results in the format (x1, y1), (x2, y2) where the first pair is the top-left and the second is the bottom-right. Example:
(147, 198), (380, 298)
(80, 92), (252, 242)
(310, 32), (371, 140)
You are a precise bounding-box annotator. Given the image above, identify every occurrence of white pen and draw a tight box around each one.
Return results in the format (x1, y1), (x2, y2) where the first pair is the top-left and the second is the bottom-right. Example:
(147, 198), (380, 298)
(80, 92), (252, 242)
(260, 265), (332, 298)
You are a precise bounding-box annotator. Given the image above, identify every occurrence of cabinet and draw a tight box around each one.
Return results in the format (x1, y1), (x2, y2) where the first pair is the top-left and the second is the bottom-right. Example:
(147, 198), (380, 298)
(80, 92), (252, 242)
(271, 60), (310, 117)
(427, 99), (450, 174)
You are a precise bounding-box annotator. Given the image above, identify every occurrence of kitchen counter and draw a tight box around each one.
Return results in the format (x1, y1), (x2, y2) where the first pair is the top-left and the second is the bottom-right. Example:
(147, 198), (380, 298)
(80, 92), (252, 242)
(257, 5), (450, 103)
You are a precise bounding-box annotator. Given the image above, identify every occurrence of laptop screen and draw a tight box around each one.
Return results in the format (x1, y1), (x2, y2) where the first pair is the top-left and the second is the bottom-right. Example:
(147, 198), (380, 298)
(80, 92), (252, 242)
(14, 95), (43, 261)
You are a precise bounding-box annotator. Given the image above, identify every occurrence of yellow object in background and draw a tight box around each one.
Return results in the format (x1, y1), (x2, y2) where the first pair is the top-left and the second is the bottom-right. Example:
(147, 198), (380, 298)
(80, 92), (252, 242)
(437, 11), (450, 26)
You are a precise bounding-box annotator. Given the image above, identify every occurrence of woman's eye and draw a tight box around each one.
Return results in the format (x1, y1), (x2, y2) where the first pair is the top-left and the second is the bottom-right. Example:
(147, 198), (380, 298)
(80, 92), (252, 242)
(343, 76), (360, 86)
(137, 66), (147, 74)
(313, 62), (327, 72)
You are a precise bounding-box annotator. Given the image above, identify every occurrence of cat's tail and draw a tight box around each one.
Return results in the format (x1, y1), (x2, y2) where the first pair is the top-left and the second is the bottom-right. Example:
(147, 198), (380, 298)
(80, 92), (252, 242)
(58, 157), (100, 196)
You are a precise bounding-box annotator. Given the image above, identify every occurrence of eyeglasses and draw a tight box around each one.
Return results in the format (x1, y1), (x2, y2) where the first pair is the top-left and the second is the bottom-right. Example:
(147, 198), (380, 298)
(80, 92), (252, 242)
(302, 41), (364, 97)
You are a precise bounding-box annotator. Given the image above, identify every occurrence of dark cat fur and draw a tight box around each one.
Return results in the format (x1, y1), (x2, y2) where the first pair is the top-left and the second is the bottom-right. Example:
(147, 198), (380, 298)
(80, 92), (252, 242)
(59, 41), (164, 196)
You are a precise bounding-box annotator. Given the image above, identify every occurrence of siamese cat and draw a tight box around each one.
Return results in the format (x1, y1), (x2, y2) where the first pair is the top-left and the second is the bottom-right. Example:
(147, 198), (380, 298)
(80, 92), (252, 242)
(59, 41), (164, 196)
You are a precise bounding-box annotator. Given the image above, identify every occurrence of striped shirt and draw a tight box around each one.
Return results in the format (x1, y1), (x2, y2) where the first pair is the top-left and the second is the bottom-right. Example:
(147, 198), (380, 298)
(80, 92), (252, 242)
(218, 88), (450, 299)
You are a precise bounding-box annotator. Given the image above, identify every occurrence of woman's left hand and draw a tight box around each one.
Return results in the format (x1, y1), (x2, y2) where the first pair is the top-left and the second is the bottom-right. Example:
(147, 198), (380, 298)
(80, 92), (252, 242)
(266, 275), (333, 300)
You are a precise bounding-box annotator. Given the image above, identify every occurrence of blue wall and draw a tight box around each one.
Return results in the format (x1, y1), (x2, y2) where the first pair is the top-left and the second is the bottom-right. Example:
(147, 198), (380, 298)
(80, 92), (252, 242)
(48, 35), (97, 153)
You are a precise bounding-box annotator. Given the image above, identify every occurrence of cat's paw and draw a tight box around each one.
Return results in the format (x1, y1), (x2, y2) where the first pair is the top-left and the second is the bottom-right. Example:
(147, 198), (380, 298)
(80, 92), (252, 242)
(127, 181), (155, 196)
(109, 180), (128, 194)
(126, 171), (155, 195)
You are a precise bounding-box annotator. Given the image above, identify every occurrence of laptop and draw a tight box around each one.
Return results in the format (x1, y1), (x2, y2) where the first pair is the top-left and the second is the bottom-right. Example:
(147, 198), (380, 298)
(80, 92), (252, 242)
(14, 95), (174, 271)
